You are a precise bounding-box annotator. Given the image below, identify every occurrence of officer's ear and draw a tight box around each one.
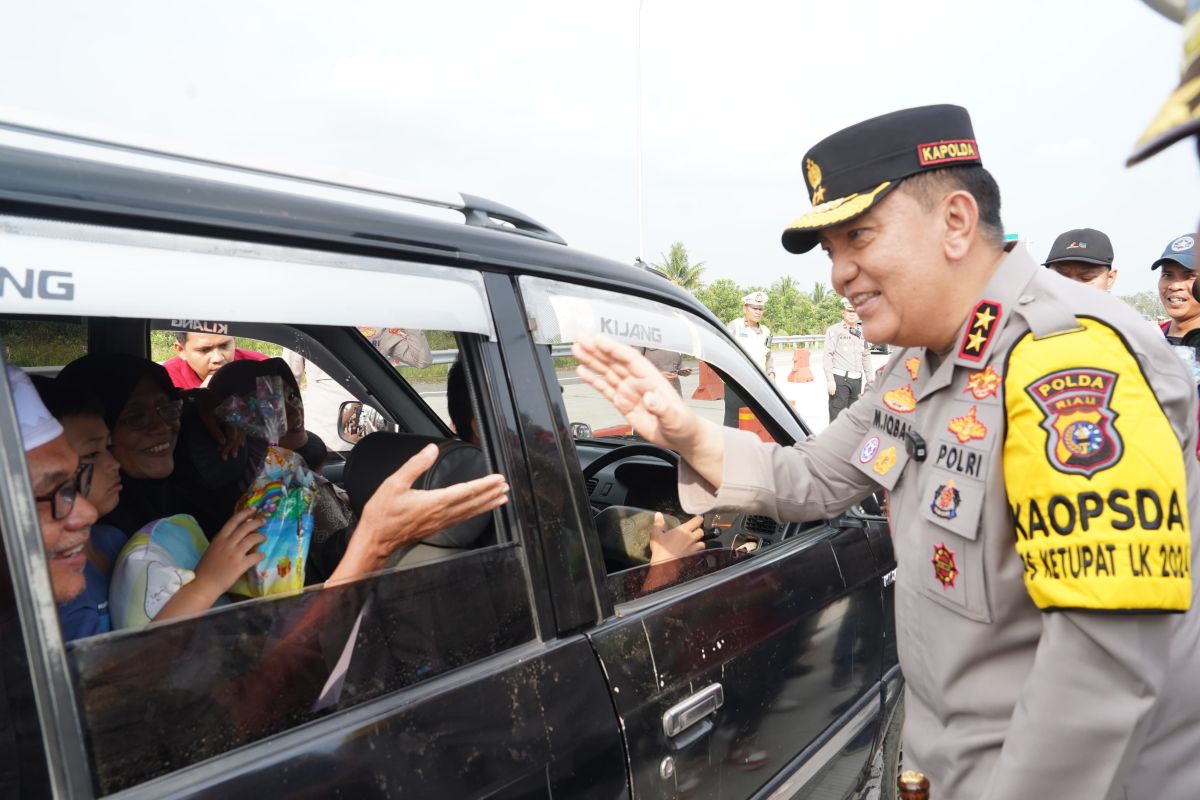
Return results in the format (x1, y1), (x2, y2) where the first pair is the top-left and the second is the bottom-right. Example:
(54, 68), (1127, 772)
(940, 189), (978, 262)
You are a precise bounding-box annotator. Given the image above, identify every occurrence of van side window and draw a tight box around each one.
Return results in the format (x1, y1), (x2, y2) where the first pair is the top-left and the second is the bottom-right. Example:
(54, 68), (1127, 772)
(0, 216), (531, 794)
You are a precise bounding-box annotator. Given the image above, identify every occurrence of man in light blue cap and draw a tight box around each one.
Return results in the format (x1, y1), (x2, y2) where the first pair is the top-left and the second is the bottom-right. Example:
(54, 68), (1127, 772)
(1153, 233), (1200, 345)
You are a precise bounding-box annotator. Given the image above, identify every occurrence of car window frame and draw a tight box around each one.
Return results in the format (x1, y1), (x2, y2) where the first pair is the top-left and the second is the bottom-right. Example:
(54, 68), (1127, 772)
(516, 274), (824, 610)
(0, 235), (559, 796)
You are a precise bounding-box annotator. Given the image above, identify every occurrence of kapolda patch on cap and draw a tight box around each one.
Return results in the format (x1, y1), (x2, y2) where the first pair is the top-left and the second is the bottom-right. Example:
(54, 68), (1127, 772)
(917, 139), (979, 167)
(1026, 368), (1122, 478)
(958, 300), (1001, 362)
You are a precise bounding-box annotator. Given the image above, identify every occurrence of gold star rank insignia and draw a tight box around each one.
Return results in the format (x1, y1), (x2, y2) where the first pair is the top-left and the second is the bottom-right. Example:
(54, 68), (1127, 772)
(957, 299), (1002, 362)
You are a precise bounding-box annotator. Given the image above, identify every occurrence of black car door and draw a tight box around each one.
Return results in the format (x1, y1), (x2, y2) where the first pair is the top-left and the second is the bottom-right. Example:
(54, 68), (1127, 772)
(512, 273), (894, 798)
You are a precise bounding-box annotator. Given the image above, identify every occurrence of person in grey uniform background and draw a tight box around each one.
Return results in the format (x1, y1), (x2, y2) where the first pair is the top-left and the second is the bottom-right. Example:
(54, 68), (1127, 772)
(823, 296), (874, 421)
(574, 104), (1200, 799)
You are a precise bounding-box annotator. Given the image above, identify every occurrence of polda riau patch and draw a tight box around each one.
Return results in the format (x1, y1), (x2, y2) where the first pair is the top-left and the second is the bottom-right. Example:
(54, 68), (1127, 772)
(931, 542), (958, 589)
(1025, 367), (1122, 477)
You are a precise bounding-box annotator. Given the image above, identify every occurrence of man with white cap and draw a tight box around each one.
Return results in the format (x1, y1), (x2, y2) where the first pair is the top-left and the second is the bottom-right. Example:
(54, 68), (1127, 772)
(823, 297), (874, 421)
(6, 365), (98, 605)
(723, 291), (774, 426)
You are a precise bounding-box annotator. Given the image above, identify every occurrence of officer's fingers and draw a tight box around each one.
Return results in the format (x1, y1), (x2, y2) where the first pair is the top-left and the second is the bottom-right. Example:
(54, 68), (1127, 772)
(652, 511), (666, 533)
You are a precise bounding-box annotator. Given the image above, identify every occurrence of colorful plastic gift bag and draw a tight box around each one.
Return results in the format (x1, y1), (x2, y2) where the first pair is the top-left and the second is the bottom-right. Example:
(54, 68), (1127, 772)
(217, 376), (317, 597)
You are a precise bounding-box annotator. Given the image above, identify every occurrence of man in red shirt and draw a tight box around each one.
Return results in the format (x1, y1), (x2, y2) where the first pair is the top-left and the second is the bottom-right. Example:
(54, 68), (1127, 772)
(163, 329), (267, 390)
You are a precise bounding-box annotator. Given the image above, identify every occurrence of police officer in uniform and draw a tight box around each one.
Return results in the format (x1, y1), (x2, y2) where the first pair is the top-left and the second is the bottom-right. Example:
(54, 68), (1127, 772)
(823, 296), (874, 420)
(574, 104), (1200, 799)
(723, 291), (774, 427)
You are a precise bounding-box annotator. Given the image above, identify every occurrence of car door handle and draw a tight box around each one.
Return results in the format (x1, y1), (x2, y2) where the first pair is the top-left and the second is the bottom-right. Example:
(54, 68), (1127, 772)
(662, 683), (724, 740)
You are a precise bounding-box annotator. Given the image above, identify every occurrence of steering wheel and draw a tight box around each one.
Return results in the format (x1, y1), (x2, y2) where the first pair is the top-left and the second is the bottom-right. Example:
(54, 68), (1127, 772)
(581, 442), (680, 483)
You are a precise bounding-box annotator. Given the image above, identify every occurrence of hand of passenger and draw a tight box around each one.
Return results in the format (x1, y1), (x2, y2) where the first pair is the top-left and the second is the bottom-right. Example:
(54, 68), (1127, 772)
(331, 444), (510, 581)
(662, 371), (678, 381)
(193, 389), (248, 460)
(155, 509), (265, 621)
(193, 509), (267, 596)
(649, 513), (705, 563)
(572, 335), (701, 451)
(827, 381), (837, 396)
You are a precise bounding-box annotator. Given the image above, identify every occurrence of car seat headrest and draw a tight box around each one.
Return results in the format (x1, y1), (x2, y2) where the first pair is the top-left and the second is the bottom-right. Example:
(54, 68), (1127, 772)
(343, 431), (492, 549)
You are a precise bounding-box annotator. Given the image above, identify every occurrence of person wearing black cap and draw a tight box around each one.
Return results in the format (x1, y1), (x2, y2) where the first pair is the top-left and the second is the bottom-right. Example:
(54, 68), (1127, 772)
(1042, 227), (1118, 291)
(575, 103), (1200, 799)
(1152, 232), (1200, 344)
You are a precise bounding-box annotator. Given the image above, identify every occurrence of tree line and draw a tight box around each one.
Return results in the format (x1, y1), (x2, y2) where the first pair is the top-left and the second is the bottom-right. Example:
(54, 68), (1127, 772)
(654, 241), (1168, 337)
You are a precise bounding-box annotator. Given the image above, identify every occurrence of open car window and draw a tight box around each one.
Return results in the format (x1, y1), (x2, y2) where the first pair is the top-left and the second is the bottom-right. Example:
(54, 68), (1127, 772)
(519, 275), (808, 604)
(0, 214), (533, 794)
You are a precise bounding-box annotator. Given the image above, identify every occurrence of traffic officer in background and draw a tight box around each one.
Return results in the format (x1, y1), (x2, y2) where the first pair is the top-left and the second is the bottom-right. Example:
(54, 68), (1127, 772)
(723, 291), (774, 426)
(823, 297), (874, 421)
(574, 104), (1200, 799)
(1042, 227), (1118, 291)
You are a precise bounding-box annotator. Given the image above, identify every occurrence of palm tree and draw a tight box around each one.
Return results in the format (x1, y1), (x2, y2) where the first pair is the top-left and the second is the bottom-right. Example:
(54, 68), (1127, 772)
(653, 242), (706, 292)
(809, 281), (829, 304)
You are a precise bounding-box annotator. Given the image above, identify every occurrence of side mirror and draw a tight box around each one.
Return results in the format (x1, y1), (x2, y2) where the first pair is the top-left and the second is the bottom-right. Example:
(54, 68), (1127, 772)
(338, 401), (386, 444)
(569, 422), (593, 439)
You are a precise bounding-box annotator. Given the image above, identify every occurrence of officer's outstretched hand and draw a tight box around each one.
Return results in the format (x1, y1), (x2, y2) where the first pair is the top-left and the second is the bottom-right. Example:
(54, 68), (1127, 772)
(574, 334), (727, 490)
(573, 334), (699, 450)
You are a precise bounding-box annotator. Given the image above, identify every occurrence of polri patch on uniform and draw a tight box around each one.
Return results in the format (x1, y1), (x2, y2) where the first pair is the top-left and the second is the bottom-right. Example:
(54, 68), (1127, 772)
(1025, 368), (1123, 477)
(883, 384), (917, 413)
(932, 542), (959, 589)
(858, 436), (881, 464)
(904, 356), (921, 380)
(964, 365), (1002, 400)
(957, 300), (1001, 362)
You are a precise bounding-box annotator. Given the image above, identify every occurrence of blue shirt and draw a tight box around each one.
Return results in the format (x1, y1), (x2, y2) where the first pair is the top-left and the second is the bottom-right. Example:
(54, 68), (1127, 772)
(58, 524), (127, 643)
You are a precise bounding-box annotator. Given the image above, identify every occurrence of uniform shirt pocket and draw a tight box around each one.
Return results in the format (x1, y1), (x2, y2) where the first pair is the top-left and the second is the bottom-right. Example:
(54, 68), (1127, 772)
(917, 470), (992, 623)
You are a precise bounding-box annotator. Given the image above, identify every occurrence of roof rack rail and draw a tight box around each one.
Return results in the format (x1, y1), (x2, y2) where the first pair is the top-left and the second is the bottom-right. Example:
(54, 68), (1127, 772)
(0, 110), (567, 246)
(459, 193), (566, 245)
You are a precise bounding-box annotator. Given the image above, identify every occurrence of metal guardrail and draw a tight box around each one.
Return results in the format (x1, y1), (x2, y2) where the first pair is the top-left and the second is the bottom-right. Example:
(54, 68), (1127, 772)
(772, 335), (824, 348)
(430, 345), (573, 365)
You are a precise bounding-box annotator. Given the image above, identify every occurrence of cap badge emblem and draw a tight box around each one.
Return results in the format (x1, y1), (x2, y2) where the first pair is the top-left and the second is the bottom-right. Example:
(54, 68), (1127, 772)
(805, 158), (822, 190)
(1171, 235), (1195, 252)
(1025, 368), (1122, 477)
(1066, 241), (1087, 249)
(931, 542), (959, 589)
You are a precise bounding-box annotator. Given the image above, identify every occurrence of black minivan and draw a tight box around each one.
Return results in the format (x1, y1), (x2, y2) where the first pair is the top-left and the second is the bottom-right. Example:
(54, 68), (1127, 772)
(0, 119), (900, 799)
